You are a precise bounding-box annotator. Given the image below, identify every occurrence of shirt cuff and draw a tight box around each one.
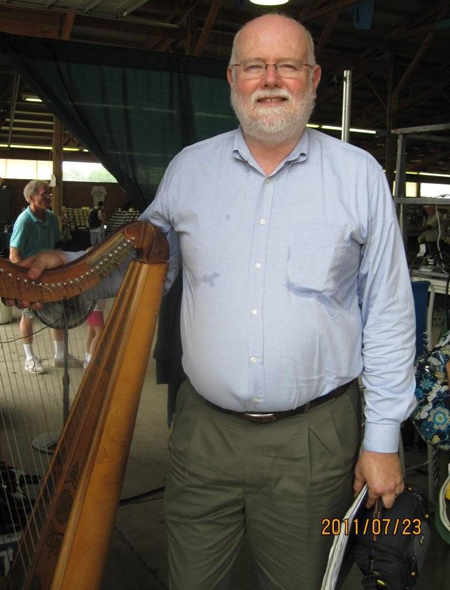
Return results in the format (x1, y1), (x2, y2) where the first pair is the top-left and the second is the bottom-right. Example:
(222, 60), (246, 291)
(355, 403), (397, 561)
(362, 422), (401, 453)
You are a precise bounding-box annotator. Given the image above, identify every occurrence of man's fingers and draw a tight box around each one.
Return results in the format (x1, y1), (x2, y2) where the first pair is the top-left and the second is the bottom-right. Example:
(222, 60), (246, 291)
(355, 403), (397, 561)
(381, 492), (396, 509)
(18, 250), (68, 281)
(365, 488), (378, 508)
(1, 297), (42, 310)
(353, 478), (364, 496)
(26, 302), (43, 310)
(27, 266), (47, 281)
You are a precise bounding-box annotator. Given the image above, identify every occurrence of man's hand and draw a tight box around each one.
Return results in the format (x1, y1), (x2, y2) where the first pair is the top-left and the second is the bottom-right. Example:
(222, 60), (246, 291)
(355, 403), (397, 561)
(353, 450), (404, 509)
(5, 250), (68, 309)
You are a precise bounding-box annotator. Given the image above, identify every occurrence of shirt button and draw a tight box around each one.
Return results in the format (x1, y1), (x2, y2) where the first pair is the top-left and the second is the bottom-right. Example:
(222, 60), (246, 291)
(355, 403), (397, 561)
(250, 356), (257, 363)
(259, 219), (266, 225)
(254, 262), (261, 269)
(253, 397), (260, 403)
(250, 309), (258, 315)
(265, 178), (271, 184)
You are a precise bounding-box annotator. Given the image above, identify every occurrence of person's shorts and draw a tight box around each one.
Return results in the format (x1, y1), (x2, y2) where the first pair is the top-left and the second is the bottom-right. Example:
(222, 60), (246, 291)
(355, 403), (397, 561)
(21, 308), (35, 320)
(87, 311), (104, 327)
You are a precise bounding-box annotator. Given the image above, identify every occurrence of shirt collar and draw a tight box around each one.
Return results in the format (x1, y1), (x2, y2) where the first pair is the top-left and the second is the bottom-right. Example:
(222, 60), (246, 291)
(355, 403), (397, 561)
(232, 126), (309, 169)
(28, 206), (47, 224)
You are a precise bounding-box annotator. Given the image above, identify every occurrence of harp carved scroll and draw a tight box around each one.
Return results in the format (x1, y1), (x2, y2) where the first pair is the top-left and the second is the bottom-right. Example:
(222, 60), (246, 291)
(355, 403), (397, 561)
(0, 221), (169, 589)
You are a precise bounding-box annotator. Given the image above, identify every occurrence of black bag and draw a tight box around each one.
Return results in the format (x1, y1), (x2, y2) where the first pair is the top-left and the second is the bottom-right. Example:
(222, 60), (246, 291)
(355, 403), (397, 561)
(353, 485), (431, 590)
(89, 208), (101, 229)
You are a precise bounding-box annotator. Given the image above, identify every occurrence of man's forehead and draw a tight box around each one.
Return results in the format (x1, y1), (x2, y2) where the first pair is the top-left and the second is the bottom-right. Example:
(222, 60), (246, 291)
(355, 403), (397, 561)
(236, 18), (307, 57)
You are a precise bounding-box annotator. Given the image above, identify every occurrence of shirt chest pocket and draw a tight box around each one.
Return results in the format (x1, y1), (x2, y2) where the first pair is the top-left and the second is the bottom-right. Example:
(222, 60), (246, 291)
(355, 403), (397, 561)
(287, 223), (349, 294)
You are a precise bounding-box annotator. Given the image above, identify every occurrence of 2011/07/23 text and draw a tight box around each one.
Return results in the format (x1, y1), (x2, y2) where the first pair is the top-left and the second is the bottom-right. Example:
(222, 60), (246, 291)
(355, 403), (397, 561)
(321, 518), (422, 536)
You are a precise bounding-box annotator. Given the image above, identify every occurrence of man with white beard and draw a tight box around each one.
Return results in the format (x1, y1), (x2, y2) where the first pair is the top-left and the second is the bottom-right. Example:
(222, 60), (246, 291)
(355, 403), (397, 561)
(16, 13), (416, 590)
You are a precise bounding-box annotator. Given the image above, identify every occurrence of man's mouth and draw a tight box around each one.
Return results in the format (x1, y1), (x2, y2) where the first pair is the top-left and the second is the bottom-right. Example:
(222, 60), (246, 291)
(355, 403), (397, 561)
(257, 97), (287, 103)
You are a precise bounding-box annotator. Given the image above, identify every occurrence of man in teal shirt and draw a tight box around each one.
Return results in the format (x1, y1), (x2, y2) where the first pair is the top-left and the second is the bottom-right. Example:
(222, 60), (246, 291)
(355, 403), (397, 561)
(10, 180), (82, 373)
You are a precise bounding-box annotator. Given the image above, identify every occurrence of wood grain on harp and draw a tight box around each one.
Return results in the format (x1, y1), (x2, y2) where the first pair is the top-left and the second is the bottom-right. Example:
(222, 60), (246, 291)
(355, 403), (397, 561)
(0, 221), (168, 303)
(0, 221), (168, 590)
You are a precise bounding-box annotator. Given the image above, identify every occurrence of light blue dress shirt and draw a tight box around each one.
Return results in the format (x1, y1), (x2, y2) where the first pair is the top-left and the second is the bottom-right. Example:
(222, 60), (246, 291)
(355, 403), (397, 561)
(140, 127), (416, 453)
(72, 127), (415, 453)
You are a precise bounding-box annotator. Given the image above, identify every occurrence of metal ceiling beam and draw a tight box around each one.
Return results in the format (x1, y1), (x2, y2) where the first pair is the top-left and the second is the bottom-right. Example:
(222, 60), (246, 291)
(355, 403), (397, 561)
(392, 123), (450, 135)
(315, 8), (341, 58)
(407, 134), (450, 144)
(145, 3), (199, 52)
(300, 0), (362, 24)
(0, 5), (185, 42)
(392, 26), (437, 98)
(391, 4), (447, 40)
(363, 74), (386, 110)
(193, 0), (222, 57)
(352, 80), (450, 128)
(408, 147), (450, 171)
(7, 74), (20, 148)
(61, 10), (76, 40)
(298, 0), (330, 21)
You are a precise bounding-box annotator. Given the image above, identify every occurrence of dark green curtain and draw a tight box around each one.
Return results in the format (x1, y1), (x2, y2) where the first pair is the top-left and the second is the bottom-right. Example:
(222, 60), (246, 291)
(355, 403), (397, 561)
(0, 34), (237, 211)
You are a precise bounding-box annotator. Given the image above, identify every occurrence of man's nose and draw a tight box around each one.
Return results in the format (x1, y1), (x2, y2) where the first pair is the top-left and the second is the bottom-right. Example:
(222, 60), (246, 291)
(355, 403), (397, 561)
(261, 64), (281, 86)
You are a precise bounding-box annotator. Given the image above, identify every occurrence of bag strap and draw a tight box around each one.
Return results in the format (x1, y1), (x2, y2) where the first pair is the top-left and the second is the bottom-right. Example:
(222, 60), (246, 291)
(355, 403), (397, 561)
(362, 574), (379, 590)
(361, 555), (381, 589)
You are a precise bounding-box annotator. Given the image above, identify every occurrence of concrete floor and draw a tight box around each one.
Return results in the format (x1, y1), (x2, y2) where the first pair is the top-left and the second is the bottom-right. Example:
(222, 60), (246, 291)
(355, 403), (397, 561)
(0, 306), (442, 590)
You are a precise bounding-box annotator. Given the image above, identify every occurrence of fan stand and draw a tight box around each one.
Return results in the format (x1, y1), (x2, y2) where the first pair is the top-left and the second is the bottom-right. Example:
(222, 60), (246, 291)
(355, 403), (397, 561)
(32, 326), (71, 455)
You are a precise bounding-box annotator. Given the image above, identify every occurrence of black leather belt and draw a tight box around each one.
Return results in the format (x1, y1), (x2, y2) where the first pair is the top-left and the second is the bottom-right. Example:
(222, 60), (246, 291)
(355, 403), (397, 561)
(203, 380), (354, 423)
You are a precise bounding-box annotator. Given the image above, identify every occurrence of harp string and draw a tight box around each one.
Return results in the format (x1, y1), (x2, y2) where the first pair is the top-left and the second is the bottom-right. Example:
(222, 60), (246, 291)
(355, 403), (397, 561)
(0, 222), (166, 585)
(0, 281), (55, 573)
(0, 276), (105, 577)
(0, 281), (41, 573)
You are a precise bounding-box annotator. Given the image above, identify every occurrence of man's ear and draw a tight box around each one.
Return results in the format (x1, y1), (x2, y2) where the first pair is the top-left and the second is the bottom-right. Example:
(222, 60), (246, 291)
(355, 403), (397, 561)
(227, 66), (234, 87)
(312, 65), (322, 97)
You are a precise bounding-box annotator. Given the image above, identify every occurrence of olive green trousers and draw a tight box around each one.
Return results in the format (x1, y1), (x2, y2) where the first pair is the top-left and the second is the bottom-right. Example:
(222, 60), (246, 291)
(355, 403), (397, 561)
(164, 380), (361, 590)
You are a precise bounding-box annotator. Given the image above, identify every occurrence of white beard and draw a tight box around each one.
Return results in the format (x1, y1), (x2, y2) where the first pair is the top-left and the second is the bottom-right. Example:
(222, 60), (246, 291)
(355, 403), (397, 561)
(230, 85), (316, 145)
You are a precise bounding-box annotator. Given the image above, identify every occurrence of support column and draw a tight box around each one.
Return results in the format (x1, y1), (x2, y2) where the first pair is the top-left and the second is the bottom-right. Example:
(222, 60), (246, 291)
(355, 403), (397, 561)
(52, 116), (63, 226)
(341, 70), (352, 143)
(385, 52), (398, 192)
(185, 8), (197, 55)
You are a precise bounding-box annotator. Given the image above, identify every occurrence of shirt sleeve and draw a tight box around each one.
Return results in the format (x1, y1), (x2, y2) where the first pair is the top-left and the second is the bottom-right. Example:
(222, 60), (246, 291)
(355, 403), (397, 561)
(357, 170), (417, 453)
(9, 216), (27, 254)
(139, 160), (180, 293)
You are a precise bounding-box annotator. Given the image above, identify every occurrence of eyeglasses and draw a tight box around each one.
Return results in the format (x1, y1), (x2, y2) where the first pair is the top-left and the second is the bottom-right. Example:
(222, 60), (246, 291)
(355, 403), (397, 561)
(232, 59), (314, 79)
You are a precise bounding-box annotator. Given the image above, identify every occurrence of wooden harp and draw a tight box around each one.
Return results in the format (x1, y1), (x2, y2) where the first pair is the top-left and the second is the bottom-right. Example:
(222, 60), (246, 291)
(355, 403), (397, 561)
(0, 221), (168, 589)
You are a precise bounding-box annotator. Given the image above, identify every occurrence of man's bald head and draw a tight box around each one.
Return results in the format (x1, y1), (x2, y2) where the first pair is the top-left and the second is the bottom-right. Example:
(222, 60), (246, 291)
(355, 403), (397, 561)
(229, 14), (316, 71)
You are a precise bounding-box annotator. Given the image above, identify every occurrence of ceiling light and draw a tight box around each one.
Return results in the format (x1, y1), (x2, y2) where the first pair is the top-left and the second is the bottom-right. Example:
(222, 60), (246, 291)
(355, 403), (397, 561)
(320, 125), (377, 135)
(250, 0), (289, 5)
(350, 128), (377, 135)
(418, 172), (450, 178)
(0, 144), (87, 152)
(0, 143), (51, 150)
(23, 96), (42, 103)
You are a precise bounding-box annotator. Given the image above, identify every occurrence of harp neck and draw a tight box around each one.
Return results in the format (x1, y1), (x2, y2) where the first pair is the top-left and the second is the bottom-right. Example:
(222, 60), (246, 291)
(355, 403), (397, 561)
(0, 222), (168, 303)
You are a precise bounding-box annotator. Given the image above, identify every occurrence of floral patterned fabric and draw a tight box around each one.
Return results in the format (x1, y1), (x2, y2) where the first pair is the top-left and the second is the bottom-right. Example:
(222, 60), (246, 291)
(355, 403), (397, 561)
(412, 331), (450, 450)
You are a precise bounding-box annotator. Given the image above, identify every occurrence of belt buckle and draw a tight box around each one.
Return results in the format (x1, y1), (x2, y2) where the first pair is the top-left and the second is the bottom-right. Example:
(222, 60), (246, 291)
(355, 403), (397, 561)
(243, 412), (277, 423)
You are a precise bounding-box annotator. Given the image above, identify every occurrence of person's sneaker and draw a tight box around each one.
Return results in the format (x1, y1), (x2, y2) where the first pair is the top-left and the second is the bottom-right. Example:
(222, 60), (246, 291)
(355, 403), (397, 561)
(24, 357), (44, 374)
(83, 359), (90, 370)
(53, 354), (83, 369)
